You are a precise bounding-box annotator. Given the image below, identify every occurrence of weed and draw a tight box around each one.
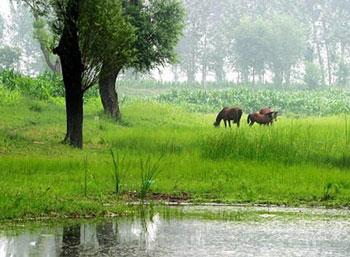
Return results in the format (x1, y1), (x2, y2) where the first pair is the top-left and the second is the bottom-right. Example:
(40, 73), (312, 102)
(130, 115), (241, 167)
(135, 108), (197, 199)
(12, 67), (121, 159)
(84, 157), (88, 197)
(110, 149), (130, 195)
(139, 155), (163, 201)
(29, 104), (43, 113)
(322, 182), (341, 201)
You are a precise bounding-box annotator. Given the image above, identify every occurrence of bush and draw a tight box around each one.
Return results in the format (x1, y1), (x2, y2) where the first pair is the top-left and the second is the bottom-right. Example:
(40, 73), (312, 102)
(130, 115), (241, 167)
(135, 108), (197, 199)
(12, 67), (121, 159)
(0, 70), (100, 100)
(156, 88), (350, 116)
(0, 70), (64, 99)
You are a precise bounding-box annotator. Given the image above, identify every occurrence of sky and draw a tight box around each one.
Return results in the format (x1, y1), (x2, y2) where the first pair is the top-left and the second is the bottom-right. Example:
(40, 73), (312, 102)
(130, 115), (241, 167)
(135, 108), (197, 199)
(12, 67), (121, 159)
(0, 0), (10, 17)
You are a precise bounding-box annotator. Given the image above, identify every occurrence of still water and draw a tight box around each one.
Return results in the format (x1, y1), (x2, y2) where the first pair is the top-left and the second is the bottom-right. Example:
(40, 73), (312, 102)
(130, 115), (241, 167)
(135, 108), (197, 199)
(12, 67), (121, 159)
(1, 207), (350, 257)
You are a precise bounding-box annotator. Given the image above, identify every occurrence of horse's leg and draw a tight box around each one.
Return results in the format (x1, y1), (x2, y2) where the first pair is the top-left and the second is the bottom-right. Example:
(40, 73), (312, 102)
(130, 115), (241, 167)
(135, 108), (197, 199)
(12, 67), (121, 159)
(237, 121), (240, 128)
(224, 120), (227, 128)
(228, 120), (231, 127)
(249, 121), (255, 127)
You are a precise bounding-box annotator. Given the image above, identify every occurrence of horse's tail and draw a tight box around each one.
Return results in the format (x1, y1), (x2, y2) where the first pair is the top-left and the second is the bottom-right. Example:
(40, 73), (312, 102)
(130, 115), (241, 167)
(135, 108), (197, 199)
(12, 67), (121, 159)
(247, 114), (251, 124)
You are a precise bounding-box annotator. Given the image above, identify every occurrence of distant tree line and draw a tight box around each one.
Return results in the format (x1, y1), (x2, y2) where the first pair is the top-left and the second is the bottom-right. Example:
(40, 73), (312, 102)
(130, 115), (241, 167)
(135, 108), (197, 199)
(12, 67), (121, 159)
(0, 1), (46, 73)
(175, 0), (350, 87)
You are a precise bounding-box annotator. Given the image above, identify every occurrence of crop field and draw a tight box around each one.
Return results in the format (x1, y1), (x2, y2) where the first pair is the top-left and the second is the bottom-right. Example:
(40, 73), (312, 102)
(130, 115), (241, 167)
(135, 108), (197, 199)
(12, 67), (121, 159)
(157, 88), (350, 115)
(1, 78), (350, 220)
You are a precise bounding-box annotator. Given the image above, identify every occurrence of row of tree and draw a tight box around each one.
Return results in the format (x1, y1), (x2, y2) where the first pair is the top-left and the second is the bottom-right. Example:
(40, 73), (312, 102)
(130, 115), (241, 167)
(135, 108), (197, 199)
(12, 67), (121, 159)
(3, 0), (350, 87)
(175, 0), (350, 86)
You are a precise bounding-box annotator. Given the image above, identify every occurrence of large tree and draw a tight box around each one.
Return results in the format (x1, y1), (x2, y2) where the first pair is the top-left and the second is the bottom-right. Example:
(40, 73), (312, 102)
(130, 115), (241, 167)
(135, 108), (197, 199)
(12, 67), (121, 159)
(232, 15), (305, 85)
(99, 0), (184, 120)
(267, 15), (306, 85)
(23, 0), (135, 148)
(232, 17), (270, 85)
(176, 0), (202, 83)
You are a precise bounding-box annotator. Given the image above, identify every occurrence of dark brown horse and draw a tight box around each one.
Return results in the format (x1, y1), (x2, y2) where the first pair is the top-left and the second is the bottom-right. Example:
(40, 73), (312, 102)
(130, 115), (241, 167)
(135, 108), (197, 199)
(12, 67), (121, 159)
(259, 107), (278, 121)
(247, 112), (275, 126)
(214, 107), (243, 128)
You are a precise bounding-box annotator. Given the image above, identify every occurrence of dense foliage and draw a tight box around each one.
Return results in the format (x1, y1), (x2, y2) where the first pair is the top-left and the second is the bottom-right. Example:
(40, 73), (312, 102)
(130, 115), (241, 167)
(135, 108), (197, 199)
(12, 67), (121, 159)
(157, 88), (350, 116)
(0, 70), (98, 100)
(1, 70), (350, 116)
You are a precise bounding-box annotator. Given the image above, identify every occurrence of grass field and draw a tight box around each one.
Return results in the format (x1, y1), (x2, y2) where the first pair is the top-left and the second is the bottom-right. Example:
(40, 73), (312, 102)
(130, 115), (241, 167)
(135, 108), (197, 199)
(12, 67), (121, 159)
(1, 89), (350, 220)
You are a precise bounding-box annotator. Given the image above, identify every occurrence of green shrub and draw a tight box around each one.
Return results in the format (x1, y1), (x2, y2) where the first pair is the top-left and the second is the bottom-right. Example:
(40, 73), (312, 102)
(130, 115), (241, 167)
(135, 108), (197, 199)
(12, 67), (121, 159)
(157, 88), (350, 116)
(0, 70), (64, 99)
(0, 69), (100, 100)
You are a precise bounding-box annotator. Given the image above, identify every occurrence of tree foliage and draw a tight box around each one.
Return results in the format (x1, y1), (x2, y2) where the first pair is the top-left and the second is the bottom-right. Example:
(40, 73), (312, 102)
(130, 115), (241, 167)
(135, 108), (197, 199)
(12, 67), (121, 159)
(0, 46), (20, 70)
(79, 0), (136, 88)
(232, 15), (305, 85)
(125, 0), (185, 72)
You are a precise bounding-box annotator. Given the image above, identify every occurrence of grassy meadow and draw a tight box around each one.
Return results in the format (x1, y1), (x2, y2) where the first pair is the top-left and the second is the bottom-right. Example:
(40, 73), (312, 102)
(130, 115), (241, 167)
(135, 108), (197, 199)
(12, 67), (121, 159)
(1, 84), (350, 220)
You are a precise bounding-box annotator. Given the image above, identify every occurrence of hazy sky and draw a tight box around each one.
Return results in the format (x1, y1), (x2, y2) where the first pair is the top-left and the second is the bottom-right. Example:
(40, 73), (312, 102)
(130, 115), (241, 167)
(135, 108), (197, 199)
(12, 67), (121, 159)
(0, 0), (10, 17)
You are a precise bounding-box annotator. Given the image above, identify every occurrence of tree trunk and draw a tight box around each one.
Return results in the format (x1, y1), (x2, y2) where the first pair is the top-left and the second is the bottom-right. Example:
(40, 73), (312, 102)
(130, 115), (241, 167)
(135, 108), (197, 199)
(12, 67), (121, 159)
(215, 60), (225, 82)
(201, 64), (207, 86)
(313, 23), (325, 85)
(273, 67), (283, 85)
(242, 68), (249, 84)
(187, 69), (195, 83)
(337, 42), (346, 86)
(172, 65), (179, 82)
(99, 64), (121, 120)
(53, 0), (84, 148)
(252, 68), (255, 86)
(63, 85), (83, 148)
(325, 41), (332, 85)
(285, 67), (291, 86)
(321, 20), (332, 86)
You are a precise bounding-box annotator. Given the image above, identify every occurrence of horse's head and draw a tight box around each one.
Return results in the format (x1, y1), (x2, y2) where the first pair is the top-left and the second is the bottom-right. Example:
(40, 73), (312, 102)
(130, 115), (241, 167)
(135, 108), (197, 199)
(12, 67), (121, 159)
(273, 111), (278, 121)
(265, 111), (275, 120)
(213, 121), (220, 127)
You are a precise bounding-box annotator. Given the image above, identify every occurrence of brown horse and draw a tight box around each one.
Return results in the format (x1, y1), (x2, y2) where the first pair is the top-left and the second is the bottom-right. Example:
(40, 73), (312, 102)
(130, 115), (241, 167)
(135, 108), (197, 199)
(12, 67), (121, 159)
(214, 107), (243, 128)
(247, 112), (275, 126)
(259, 107), (278, 121)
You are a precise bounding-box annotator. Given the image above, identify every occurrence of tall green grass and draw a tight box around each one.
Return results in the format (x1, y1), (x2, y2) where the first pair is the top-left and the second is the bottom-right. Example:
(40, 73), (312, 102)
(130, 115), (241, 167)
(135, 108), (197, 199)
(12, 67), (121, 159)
(1, 89), (350, 220)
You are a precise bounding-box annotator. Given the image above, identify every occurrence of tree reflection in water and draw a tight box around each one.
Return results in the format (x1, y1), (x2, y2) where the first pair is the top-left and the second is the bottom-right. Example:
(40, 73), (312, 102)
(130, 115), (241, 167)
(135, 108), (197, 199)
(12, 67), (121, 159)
(0, 211), (161, 256)
(97, 222), (119, 255)
(60, 225), (80, 257)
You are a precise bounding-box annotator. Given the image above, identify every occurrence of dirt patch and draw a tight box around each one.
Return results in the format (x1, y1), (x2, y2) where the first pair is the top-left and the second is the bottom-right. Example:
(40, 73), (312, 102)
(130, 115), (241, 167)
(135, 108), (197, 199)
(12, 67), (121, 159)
(124, 192), (191, 203)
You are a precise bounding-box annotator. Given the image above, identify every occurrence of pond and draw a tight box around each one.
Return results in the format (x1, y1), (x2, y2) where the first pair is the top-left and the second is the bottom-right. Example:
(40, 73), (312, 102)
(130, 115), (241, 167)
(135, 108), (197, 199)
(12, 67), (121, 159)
(1, 206), (350, 257)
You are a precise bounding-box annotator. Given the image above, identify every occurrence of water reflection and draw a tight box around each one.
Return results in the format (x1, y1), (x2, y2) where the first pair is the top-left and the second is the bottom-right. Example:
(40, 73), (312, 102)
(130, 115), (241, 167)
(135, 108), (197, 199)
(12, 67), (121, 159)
(1, 212), (350, 257)
(60, 225), (80, 257)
